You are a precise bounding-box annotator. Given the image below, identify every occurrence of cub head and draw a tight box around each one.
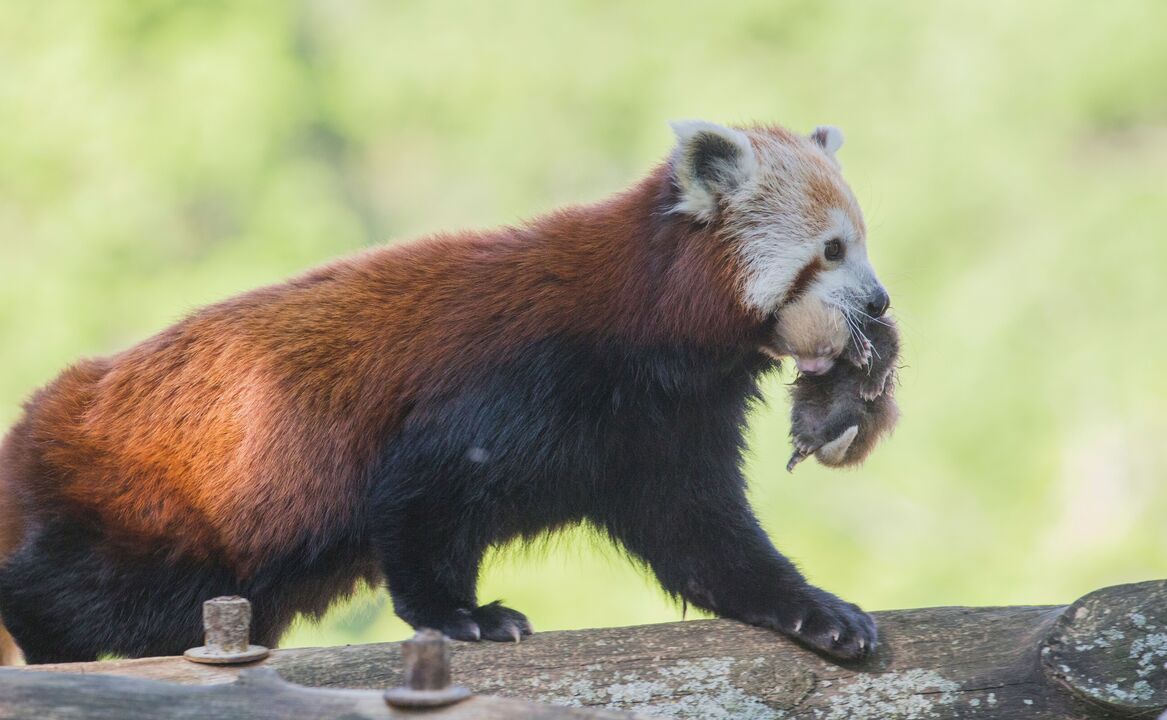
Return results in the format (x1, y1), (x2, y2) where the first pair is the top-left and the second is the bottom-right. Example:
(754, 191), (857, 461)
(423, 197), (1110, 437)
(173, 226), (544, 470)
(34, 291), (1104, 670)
(767, 294), (849, 375)
(669, 120), (889, 359)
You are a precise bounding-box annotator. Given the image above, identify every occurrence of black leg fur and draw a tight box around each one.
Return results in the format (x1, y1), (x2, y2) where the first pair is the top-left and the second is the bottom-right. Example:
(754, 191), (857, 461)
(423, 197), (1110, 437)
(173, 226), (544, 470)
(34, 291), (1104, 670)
(368, 335), (874, 658)
(607, 490), (875, 659)
(372, 502), (496, 642)
(0, 517), (371, 663)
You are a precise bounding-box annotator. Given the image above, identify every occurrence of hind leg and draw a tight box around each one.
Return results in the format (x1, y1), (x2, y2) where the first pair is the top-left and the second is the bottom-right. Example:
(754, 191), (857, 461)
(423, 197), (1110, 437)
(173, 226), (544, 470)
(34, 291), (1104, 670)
(372, 497), (531, 643)
(2, 604), (99, 665)
(0, 546), (106, 664)
(0, 522), (234, 663)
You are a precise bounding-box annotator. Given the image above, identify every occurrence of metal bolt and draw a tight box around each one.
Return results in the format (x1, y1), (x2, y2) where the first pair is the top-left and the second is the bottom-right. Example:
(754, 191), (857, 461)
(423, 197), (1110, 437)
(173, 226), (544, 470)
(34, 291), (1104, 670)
(384, 629), (472, 708)
(184, 596), (270, 665)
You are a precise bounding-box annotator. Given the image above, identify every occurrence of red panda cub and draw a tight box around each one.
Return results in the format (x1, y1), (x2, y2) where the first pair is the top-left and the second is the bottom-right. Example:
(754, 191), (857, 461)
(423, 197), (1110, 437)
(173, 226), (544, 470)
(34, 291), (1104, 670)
(0, 121), (892, 664)
(767, 294), (851, 375)
(775, 297), (901, 471)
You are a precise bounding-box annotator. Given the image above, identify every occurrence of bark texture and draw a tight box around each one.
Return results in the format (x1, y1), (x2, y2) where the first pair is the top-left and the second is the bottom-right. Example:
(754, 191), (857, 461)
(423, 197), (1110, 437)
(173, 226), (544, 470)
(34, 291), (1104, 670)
(16, 581), (1167, 719)
(0, 667), (630, 719)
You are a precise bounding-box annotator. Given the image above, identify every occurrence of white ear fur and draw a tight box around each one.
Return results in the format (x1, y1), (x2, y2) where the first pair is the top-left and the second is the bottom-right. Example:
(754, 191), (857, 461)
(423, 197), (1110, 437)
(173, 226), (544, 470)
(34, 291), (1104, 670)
(669, 120), (757, 221)
(810, 125), (845, 156)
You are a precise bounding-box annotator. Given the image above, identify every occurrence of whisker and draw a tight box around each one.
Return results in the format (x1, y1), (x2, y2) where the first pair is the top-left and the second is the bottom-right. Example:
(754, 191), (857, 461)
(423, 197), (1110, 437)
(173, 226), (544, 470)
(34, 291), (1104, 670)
(851, 306), (894, 327)
(834, 303), (869, 357)
(837, 303), (879, 362)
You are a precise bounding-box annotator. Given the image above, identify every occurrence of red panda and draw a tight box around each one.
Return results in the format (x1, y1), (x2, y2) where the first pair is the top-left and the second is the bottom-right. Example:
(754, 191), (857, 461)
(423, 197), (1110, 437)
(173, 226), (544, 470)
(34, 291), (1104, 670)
(0, 121), (891, 664)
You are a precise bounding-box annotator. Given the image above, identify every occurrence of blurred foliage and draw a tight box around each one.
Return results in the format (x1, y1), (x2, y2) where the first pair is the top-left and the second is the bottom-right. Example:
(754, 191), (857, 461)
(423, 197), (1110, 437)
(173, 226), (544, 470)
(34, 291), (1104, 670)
(1, 1), (1165, 649)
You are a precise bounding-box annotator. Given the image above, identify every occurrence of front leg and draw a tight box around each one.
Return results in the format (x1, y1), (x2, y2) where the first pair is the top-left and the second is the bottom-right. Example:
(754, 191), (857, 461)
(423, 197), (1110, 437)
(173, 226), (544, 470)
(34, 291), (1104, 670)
(605, 488), (876, 660)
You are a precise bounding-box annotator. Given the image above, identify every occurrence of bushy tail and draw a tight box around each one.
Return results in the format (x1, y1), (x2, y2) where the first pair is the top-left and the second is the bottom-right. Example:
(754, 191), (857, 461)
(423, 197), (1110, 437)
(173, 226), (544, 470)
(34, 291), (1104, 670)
(0, 620), (23, 665)
(0, 435), (26, 665)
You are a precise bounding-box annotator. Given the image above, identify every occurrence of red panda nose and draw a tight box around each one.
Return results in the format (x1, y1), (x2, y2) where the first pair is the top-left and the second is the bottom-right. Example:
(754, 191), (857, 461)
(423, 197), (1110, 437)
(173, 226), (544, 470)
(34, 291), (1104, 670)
(865, 287), (890, 318)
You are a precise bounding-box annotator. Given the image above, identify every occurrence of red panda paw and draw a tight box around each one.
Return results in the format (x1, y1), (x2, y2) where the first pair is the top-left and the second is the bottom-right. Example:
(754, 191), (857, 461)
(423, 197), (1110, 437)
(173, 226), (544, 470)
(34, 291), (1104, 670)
(473, 601), (533, 643)
(845, 335), (874, 369)
(772, 585), (878, 661)
(430, 608), (483, 642)
(859, 365), (897, 402)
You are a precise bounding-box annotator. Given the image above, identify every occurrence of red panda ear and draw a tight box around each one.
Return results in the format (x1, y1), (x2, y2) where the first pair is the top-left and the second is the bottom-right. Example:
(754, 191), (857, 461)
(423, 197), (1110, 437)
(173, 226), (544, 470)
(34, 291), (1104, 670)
(810, 125), (845, 156)
(669, 120), (757, 221)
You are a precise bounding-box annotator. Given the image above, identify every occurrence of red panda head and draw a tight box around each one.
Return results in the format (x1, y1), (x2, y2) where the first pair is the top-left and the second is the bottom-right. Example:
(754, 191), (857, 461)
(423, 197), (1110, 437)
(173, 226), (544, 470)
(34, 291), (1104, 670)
(668, 121), (889, 357)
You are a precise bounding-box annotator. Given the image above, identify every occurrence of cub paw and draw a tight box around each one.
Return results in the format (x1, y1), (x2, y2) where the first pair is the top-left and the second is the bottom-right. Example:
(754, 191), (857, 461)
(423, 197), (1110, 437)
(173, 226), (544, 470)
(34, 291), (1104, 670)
(859, 365), (897, 402)
(787, 433), (822, 471)
(845, 335), (874, 369)
(787, 423), (860, 472)
(764, 585), (877, 660)
(473, 601), (533, 643)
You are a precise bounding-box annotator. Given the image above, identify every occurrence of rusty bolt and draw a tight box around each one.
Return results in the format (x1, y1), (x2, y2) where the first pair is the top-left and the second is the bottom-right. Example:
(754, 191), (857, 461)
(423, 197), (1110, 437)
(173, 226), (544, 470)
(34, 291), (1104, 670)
(384, 629), (472, 708)
(184, 596), (270, 665)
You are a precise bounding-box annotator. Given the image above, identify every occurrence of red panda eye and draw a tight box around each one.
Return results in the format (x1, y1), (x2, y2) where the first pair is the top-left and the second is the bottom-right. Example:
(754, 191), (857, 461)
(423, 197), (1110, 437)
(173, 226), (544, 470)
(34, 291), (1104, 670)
(824, 238), (845, 261)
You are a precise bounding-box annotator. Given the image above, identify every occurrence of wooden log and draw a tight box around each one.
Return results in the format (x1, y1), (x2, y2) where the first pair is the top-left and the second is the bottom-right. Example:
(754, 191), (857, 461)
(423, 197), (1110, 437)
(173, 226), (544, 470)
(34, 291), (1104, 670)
(18, 581), (1167, 719)
(0, 667), (632, 719)
(1043, 582), (1167, 715)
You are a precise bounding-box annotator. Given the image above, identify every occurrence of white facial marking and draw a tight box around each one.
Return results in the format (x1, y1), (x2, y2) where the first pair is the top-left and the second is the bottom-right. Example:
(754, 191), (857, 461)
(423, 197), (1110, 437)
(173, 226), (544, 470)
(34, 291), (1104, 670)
(734, 215), (818, 313)
(828, 207), (856, 240)
(811, 207), (874, 306)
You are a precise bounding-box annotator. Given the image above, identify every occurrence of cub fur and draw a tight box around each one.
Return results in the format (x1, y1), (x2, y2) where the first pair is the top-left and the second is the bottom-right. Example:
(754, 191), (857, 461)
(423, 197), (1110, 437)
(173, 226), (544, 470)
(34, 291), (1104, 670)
(785, 312), (901, 471)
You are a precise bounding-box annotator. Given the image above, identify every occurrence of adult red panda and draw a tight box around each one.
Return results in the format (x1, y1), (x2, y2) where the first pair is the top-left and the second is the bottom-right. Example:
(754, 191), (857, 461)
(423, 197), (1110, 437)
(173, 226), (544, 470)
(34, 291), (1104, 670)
(0, 121), (890, 664)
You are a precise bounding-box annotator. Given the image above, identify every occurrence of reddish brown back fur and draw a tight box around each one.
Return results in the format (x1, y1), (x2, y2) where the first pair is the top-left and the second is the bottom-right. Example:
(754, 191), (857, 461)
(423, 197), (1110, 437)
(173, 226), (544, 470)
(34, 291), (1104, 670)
(5, 163), (764, 577)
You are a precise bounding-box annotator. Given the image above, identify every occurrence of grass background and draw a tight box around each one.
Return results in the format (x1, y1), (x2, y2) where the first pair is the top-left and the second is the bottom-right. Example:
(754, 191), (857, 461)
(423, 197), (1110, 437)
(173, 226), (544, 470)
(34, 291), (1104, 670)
(1, 1), (1164, 648)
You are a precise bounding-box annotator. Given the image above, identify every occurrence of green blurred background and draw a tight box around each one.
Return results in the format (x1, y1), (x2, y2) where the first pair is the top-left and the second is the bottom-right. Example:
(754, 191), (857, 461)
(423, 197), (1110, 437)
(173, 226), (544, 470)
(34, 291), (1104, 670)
(2, 1), (1164, 649)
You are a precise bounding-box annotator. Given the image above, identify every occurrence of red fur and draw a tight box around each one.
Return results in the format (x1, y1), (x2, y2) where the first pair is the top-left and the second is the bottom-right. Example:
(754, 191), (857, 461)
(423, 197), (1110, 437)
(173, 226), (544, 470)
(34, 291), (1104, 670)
(1, 162), (767, 578)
